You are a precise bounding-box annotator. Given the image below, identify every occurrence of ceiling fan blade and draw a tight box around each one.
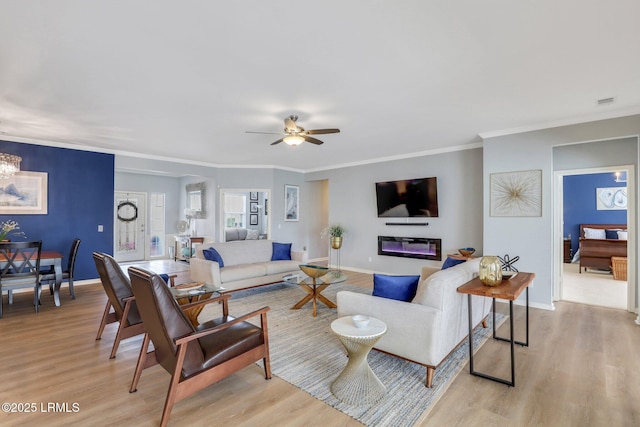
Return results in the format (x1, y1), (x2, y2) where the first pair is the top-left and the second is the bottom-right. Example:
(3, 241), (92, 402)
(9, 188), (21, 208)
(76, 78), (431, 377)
(271, 138), (285, 145)
(284, 116), (299, 132)
(303, 135), (324, 145)
(305, 128), (340, 135)
(246, 131), (283, 135)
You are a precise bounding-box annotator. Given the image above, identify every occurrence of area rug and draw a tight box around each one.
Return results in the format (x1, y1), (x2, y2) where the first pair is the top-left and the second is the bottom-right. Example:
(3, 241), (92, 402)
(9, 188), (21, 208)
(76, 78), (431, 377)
(199, 282), (504, 427)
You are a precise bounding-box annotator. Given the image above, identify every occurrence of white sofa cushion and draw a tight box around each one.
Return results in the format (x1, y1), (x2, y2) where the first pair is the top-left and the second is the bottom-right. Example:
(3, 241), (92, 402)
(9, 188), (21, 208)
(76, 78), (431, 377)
(257, 260), (301, 275)
(220, 264), (268, 283)
(412, 258), (480, 310)
(196, 239), (273, 266)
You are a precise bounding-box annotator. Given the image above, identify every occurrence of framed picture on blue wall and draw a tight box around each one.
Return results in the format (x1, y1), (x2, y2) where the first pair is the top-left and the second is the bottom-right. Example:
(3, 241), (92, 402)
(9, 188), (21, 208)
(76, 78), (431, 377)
(596, 187), (627, 210)
(0, 171), (48, 215)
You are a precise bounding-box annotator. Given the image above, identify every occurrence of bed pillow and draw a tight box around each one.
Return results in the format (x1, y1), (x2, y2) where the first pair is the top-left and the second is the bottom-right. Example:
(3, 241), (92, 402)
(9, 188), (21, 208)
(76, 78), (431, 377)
(271, 242), (292, 261)
(617, 231), (628, 240)
(203, 247), (225, 267)
(372, 274), (420, 302)
(583, 227), (606, 239)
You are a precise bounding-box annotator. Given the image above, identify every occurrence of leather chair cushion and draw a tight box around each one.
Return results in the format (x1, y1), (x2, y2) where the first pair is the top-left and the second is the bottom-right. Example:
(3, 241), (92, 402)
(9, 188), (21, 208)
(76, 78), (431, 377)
(197, 317), (264, 370)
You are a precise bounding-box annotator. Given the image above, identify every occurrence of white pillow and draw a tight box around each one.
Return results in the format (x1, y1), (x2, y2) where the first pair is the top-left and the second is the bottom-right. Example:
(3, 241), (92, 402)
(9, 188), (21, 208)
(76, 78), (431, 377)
(584, 227), (606, 239)
(617, 231), (628, 240)
(246, 229), (259, 240)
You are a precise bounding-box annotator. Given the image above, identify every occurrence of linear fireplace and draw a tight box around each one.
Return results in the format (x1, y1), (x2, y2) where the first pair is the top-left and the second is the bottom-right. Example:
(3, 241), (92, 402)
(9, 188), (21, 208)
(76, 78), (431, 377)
(378, 236), (442, 261)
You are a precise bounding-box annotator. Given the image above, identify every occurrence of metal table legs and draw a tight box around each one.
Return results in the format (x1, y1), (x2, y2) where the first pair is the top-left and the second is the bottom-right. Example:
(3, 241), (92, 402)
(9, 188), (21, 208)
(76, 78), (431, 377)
(466, 288), (529, 386)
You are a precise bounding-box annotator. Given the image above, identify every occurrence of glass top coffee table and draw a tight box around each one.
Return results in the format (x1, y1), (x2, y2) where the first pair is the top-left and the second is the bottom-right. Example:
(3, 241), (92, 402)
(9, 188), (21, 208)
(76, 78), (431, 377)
(170, 282), (224, 326)
(284, 265), (347, 317)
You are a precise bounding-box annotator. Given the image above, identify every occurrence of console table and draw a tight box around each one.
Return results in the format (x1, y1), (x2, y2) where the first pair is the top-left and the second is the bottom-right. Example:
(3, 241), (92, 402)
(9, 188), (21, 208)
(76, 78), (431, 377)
(457, 272), (535, 387)
(174, 236), (204, 262)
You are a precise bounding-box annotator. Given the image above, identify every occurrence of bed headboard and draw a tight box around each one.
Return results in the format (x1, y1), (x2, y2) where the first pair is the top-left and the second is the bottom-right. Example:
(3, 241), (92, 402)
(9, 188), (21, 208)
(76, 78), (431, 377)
(580, 224), (627, 238)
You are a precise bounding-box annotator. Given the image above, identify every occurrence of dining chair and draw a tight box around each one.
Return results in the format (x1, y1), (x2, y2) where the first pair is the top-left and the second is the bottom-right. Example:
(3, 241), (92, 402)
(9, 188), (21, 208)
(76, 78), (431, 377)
(0, 241), (43, 319)
(92, 252), (145, 359)
(127, 266), (271, 427)
(41, 238), (81, 299)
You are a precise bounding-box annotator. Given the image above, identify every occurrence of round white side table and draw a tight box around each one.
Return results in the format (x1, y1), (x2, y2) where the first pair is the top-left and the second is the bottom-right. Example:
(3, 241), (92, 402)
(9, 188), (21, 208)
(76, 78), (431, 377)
(330, 316), (387, 405)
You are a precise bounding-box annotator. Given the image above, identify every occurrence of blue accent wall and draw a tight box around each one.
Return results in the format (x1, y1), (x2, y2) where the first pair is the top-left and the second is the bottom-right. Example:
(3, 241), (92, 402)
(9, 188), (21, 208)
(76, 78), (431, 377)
(0, 140), (114, 280)
(563, 172), (627, 254)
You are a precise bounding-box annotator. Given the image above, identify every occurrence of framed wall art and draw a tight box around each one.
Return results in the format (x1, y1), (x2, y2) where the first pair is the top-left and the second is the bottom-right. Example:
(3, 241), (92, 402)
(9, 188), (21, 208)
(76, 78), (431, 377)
(284, 184), (299, 221)
(490, 169), (542, 217)
(250, 213), (258, 225)
(0, 171), (48, 215)
(596, 187), (627, 210)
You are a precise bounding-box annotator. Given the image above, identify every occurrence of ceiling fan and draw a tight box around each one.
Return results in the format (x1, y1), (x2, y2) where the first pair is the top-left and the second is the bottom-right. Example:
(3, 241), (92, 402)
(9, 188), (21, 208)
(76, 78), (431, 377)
(246, 115), (340, 146)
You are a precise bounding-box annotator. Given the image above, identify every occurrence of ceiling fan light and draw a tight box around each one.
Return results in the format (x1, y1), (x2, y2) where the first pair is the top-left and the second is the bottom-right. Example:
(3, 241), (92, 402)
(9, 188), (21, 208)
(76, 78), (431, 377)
(283, 135), (304, 146)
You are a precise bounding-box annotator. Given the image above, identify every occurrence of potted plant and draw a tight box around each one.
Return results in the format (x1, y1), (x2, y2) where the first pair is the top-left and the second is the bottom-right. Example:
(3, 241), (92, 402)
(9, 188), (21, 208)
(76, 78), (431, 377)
(322, 224), (346, 249)
(0, 220), (25, 242)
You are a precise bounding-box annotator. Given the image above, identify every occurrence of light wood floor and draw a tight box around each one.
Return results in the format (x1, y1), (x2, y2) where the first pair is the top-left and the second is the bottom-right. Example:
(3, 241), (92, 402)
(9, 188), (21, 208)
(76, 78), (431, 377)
(0, 266), (639, 426)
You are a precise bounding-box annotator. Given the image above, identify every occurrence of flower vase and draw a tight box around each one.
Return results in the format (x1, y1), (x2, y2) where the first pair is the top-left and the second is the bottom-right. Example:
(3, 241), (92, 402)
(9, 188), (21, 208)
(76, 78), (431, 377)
(479, 256), (503, 286)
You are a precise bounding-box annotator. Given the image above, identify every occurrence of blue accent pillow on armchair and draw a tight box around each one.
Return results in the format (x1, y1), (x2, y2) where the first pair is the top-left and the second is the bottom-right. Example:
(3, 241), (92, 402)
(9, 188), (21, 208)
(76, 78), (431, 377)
(203, 247), (224, 267)
(441, 256), (466, 270)
(372, 274), (420, 302)
(271, 242), (292, 261)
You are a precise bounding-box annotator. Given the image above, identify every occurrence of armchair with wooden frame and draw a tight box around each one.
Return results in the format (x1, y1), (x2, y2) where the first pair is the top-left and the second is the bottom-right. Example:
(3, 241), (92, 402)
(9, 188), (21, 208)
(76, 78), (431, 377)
(93, 252), (146, 359)
(127, 266), (271, 427)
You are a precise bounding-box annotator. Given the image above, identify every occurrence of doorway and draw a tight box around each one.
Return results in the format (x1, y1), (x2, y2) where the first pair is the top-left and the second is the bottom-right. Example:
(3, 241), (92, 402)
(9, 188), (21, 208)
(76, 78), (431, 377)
(219, 189), (271, 242)
(554, 167), (635, 311)
(114, 191), (146, 262)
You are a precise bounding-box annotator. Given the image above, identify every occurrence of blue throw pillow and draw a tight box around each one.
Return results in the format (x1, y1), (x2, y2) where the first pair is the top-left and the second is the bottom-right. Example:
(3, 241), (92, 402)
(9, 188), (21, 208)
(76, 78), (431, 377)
(441, 256), (466, 270)
(203, 247), (224, 267)
(605, 229), (620, 240)
(271, 242), (292, 261)
(372, 274), (420, 302)
(159, 273), (170, 284)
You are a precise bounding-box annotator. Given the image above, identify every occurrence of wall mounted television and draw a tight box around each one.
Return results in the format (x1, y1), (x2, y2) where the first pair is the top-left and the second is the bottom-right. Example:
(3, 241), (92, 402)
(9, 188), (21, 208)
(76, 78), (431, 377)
(375, 177), (438, 217)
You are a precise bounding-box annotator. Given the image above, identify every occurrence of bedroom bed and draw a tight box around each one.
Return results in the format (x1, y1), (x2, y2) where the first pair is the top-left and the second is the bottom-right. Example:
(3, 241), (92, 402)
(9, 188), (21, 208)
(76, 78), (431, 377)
(578, 224), (627, 273)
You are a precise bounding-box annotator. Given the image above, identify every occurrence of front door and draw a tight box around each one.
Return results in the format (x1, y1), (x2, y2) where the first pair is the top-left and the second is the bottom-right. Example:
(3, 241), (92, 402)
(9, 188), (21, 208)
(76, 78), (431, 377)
(114, 192), (146, 262)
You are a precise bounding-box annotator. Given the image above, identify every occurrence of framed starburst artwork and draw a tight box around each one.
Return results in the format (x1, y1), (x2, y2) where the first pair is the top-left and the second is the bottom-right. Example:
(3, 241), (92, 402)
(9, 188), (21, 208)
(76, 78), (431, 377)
(490, 170), (542, 217)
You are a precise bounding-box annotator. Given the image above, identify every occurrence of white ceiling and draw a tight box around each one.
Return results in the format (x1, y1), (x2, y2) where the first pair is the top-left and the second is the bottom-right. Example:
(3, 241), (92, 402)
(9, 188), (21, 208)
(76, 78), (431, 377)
(1, 1), (639, 172)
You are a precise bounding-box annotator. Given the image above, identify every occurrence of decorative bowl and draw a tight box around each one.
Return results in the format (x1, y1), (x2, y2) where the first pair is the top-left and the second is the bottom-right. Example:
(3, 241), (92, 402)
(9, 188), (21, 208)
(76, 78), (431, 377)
(458, 247), (476, 257)
(501, 270), (518, 280)
(352, 315), (370, 328)
(175, 282), (204, 292)
(299, 264), (329, 278)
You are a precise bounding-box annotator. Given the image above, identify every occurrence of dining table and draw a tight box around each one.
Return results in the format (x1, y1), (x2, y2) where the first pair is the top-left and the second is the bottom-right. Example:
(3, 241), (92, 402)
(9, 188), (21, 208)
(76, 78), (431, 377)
(0, 249), (64, 307)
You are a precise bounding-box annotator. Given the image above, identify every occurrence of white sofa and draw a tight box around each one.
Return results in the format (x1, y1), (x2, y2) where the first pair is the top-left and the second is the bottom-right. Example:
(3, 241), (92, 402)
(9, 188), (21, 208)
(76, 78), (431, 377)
(337, 258), (491, 387)
(190, 240), (307, 292)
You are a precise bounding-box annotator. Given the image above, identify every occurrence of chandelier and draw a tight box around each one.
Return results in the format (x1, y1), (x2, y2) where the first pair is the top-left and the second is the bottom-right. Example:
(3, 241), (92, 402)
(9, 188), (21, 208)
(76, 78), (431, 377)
(0, 153), (21, 179)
